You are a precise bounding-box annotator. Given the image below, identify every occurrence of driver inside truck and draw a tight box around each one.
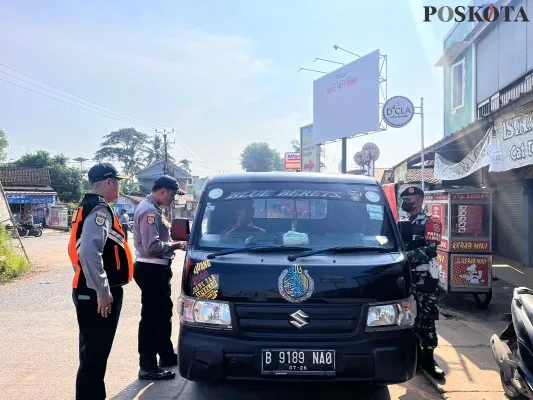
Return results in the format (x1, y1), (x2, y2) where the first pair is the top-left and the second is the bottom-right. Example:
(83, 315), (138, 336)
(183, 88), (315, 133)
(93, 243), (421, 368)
(225, 200), (265, 233)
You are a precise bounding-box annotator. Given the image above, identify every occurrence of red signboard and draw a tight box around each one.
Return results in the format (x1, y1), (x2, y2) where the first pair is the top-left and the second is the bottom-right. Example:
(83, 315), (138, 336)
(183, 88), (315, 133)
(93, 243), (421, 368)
(284, 152), (301, 170)
(436, 251), (449, 290)
(425, 193), (449, 201)
(451, 193), (490, 201)
(450, 255), (490, 288)
(457, 204), (483, 235)
(450, 240), (490, 252)
(438, 238), (449, 251)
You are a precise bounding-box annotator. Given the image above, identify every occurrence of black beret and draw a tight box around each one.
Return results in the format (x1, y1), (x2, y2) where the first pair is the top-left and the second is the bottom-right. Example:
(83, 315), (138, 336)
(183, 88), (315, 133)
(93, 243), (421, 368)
(400, 186), (424, 197)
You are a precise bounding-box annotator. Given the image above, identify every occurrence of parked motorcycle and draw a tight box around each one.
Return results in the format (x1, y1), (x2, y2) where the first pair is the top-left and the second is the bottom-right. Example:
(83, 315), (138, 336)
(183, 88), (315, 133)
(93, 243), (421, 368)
(491, 287), (533, 399)
(25, 223), (43, 237)
(6, 223), (28, 238)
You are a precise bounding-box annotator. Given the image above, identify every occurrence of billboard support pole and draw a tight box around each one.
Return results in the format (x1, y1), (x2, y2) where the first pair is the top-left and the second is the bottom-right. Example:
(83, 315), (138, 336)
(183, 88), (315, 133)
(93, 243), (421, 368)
(341, 137), (347, 173)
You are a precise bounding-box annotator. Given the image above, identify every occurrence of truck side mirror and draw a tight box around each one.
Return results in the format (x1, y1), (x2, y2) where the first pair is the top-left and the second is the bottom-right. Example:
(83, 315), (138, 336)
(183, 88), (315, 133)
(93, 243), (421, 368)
(397, 220), (413, 244)
(171, 218), (190, 242)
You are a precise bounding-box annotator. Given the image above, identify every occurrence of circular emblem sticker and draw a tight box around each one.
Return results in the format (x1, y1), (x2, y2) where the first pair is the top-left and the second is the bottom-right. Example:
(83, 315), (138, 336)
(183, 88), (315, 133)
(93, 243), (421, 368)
(278, 265), (314, 303)
(208, 188), (223, 199)
(365, 191), (380, 203)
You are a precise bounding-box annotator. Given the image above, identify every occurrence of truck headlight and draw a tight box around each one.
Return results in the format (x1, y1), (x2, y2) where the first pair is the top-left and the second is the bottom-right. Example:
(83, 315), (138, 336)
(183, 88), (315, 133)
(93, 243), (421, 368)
(366, 297), (416, 328)
(178, 295), (232, 329)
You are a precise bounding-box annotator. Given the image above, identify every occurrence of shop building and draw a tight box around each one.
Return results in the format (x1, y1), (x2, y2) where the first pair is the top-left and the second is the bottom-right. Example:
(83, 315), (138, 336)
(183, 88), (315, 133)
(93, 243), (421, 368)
(0, 167), (57, 225)
(393, 1), (533, 266)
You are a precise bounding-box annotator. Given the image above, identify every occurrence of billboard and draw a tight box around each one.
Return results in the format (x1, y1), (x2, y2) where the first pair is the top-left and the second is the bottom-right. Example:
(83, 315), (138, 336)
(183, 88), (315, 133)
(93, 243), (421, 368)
(284, 152), (301, 170)
(300, 124), (320, 172)
(312, 49), (380, 144)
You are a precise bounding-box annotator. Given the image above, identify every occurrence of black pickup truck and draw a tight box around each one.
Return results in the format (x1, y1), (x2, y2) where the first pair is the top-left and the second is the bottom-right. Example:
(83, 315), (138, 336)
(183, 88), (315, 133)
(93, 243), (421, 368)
(172, 172), (416, 385)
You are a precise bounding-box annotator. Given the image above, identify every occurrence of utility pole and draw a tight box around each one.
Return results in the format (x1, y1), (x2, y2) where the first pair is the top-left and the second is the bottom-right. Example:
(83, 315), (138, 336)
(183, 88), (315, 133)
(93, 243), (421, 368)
(155, 129), (169, 175)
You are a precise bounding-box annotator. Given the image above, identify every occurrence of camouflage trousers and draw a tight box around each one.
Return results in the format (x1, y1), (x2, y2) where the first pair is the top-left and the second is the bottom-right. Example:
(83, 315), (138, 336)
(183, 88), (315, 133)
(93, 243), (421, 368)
(413, 285), (440, 350)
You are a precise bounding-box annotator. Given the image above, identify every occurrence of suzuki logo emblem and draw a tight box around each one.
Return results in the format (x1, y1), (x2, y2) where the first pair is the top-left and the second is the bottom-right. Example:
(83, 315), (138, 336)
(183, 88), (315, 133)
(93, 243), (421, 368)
(289, 310), (309, 329)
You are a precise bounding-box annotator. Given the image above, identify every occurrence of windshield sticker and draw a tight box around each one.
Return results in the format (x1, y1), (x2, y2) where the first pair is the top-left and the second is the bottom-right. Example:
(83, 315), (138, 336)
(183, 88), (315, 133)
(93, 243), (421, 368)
(208, 188), (223, 199)
(369, 212), (383, 220)
(277, 190), (342, 199)
(226, 190), (276, 199)
(278, 264), (315, 303)
(192, 274), (219, 300)
(364, 186), (379, 192)
(206, 204), (215, 212)
(366, 204), (382, 213)
(375, 236), (388, 245)
(365, 191), (380, 203)
(348, 190), (362, 201)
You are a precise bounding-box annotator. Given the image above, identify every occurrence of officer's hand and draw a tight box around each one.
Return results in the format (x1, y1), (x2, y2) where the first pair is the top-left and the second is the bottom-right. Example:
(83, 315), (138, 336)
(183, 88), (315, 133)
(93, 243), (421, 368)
(97, 294), (114, 318)
(181, 242), (188, 252)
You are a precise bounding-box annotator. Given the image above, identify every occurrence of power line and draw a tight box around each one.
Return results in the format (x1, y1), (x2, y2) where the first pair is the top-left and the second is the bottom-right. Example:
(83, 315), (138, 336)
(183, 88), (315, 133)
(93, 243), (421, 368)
(0, 77), (161, 130)
(0, 64), (170, 130)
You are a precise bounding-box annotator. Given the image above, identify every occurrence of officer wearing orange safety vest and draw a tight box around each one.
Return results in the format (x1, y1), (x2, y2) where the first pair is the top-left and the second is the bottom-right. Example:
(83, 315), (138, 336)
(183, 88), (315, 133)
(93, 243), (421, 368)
(68, 163), (133, 400)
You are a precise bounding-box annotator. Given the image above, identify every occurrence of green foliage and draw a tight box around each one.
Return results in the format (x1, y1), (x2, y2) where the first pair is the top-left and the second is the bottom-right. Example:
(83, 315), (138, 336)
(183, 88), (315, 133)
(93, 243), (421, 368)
(0, 129), (9, 161)
(95, 128), (149, 176)
(178, 159), (192, 173)
(121, 179), (141, 195)
(0, 227), (30, 281)
(15, 151), (83, 203)
(240, 142), (284, 172)
(144, 134), (175, 166)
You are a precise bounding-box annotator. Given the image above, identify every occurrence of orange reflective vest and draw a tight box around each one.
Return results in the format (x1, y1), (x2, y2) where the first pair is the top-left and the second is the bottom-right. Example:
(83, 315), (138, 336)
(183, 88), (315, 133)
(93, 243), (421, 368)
(69, 194), (133, 291)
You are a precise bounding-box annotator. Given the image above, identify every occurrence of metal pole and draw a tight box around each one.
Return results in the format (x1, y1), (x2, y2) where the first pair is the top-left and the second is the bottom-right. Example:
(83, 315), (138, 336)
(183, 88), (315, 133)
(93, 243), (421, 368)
(420, 97), (425, 192)
(341, 137), (347, 173)
(163, 130), (168, 175)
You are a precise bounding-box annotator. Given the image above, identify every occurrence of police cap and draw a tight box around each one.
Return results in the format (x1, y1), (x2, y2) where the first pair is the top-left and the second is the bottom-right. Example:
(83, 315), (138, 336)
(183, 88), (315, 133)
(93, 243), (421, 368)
(400, 186), (424, 198)
(153, 175), (186, 195)
(88, 162), (128, 183)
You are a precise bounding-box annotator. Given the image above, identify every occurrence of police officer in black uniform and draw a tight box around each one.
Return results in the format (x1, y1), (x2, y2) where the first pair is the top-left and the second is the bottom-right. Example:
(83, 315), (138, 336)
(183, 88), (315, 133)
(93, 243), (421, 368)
(398, 186), (445, 380)
(133, 175), (187, 380)
(68, 163), (134, 400)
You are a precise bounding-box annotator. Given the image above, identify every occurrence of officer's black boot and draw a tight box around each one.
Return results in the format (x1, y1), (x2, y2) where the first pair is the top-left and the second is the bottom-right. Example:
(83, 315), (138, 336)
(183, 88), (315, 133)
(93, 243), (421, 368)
(139, 368), (176, 381)
(421, 348), (445, 380)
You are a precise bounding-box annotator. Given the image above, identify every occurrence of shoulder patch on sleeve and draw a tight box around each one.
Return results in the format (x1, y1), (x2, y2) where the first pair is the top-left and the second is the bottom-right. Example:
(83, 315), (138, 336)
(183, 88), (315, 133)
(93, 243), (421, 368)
(147, 212), (155, 225)
(424, 217), (442, 243)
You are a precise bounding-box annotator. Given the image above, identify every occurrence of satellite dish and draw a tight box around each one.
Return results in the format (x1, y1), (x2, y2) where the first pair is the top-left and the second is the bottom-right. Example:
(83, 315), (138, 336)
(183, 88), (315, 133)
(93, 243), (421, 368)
(362, 142), (380, 162)
(354, 152), (365, 167)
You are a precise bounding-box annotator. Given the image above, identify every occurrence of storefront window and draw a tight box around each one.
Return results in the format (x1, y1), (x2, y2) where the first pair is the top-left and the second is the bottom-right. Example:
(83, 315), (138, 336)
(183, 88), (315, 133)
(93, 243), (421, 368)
(450, 204), (490, 238)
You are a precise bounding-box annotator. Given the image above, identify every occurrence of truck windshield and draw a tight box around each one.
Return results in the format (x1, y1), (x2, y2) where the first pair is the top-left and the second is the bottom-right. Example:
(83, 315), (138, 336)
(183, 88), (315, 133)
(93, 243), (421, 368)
(195, 181), (398, 251)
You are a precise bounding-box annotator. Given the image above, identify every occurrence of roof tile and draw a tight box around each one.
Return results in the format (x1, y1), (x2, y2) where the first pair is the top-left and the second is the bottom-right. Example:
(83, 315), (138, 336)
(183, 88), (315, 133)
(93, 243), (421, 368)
(0, 168), (52, 186)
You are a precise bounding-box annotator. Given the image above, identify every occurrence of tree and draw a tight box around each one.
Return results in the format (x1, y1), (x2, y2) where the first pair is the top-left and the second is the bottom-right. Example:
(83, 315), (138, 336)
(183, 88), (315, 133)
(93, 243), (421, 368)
(144, 134), (175, 166)
(240, 142), (284, 172)
(0, 130), (8, 161)
(120, 179), (141, 196)
(178, 159), (192, 173)
(15, 151), (83, 203)
(95, 128), (149, 176)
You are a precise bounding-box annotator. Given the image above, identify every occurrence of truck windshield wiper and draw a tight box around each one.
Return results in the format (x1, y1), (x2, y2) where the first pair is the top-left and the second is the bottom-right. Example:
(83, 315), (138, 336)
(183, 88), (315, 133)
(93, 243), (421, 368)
(287, 246), (391, 262)
(207, 245), (312, 259)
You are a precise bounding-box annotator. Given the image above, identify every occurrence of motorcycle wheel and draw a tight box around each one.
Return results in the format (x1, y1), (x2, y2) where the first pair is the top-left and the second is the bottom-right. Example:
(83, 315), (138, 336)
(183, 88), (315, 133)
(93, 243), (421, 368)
(33, 228), (43, 237)
(501, 339), (528, 400)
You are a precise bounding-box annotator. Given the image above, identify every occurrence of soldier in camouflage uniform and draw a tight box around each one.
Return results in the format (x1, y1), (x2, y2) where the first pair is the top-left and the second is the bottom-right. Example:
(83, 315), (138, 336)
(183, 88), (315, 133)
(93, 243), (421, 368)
(398, 186), (445, 380)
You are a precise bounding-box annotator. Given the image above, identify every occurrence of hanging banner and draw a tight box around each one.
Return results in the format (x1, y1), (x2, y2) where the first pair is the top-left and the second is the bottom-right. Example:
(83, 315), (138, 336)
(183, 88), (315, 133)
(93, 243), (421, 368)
(433, 127), (493, 180)
(300, 124), (320, 172)
(435, 110), (533, 180)
(490, 110), (533, 172)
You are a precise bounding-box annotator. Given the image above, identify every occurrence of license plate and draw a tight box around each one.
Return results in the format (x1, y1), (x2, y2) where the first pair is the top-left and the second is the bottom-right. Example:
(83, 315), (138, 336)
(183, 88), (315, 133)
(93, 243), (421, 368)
(261, 349), (336, 376)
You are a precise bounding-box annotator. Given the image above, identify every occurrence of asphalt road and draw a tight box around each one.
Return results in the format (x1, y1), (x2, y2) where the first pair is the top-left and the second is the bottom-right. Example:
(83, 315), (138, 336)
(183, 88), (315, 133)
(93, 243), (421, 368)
(0, 232), (440, 400)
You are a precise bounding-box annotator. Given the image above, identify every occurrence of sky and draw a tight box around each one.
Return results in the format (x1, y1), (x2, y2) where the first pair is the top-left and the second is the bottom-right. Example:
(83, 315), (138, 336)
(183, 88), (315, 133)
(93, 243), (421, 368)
(0, 0), (464, 176)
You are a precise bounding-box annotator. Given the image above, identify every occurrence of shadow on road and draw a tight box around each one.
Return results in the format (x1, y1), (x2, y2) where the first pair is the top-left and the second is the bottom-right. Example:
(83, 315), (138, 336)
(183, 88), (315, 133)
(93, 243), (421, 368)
(112, 379), (395, 400)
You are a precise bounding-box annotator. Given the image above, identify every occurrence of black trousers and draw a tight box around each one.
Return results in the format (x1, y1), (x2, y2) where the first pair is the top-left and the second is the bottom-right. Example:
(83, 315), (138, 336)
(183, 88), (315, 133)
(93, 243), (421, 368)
(134, 261), (174, 370)
(73, 286), (124, 400)
(121, 224), (129, 241)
